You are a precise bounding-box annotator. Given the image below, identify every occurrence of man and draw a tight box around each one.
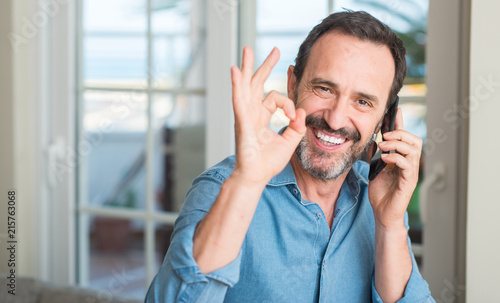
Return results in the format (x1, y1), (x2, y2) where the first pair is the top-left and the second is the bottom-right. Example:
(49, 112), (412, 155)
(146, 11), (434, 303)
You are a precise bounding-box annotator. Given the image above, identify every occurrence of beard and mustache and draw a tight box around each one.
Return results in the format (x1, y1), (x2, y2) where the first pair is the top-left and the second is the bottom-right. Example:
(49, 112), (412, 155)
(294, 115), (373, 181)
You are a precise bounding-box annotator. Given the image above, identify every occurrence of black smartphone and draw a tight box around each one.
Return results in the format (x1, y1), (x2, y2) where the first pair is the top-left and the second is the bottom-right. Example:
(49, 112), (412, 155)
(368, 96), (399, 181)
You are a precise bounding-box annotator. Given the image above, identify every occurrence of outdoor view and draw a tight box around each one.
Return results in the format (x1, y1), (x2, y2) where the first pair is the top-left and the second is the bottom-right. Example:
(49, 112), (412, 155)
(79, 0), (206, 298)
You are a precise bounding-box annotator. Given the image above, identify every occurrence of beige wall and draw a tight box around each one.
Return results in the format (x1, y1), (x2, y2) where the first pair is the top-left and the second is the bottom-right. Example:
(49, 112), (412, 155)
(0, 0), (14, 275)
(467, 0), (500, 300)
(1, 0), (41, 280)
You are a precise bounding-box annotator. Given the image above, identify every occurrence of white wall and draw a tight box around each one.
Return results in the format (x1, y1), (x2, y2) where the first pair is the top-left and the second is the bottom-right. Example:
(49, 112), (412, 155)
(467, 0), (500, 301)
(0, 0), (14, 276)
(205, 0), (238, 167)
(1, 0), (48, 280)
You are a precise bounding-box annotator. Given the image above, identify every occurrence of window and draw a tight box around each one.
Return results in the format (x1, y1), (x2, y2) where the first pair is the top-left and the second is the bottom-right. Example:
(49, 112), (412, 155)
(75, 0), (429, 298)
(77, 0), (206, 298)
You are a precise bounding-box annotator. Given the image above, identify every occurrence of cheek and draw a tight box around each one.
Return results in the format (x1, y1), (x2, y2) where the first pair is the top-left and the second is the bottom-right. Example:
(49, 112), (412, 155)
(353, 114), (380, 140)
(295, 94), (327, 114)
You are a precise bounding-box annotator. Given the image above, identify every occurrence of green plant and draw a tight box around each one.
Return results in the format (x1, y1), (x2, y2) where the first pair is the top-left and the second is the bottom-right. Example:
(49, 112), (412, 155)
(106, 189), (137, 208)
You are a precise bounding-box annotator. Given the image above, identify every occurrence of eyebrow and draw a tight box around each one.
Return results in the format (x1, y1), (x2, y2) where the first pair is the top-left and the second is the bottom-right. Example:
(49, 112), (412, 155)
(310, 78), (380, 104)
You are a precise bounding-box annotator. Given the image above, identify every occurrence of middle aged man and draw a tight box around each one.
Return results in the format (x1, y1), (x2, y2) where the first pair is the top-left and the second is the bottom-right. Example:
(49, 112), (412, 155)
(146, 10), (434, 303)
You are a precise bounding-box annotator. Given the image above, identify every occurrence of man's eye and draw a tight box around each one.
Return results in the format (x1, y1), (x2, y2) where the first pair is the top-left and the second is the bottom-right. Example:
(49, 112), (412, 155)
(315, 86), (331, 94)
(357, 99), (370, 106)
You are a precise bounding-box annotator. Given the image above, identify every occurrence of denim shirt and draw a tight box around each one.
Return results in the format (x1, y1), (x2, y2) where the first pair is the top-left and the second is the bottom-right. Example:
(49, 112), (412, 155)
(145, 156), (434, 303)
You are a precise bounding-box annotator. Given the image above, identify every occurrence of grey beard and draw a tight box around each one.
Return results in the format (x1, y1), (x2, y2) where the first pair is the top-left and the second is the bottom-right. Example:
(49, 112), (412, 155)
(295, 134), (372, 181)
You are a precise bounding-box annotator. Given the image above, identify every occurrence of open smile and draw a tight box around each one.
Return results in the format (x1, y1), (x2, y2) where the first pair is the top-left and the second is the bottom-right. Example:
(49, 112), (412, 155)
(311, 127), (349, 150)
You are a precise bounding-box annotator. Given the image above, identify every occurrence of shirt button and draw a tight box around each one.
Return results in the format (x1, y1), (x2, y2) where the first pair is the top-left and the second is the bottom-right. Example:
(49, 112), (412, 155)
(292, 189), (298, 195)
(317, 213), (322, 218)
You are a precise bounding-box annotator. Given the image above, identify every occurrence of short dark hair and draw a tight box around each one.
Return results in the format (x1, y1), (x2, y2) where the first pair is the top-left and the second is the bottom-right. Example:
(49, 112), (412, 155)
(293, 10), (407, 108)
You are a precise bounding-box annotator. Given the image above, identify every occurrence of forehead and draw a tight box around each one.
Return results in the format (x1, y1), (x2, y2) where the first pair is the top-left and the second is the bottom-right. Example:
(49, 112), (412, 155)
(304, 31), (395, 103)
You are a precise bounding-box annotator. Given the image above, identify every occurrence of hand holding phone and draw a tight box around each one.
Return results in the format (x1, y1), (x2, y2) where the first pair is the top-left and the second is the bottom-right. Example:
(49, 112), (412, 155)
(368, 96), (399, 181)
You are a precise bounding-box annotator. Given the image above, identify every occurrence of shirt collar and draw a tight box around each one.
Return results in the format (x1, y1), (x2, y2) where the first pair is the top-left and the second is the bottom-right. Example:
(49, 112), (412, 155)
(268, 161), (298, 186)
(344, 161), (368, 198)
(268, 160), (367, 197)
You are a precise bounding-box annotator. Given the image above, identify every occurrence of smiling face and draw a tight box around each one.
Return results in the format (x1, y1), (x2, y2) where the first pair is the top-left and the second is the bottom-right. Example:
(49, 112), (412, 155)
(288, 31), (395, 181)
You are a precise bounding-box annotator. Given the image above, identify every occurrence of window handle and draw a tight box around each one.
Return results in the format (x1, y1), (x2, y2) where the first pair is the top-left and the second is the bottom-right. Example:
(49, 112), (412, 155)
(420, 161), (446, 225)
(47, 137), (65, 188)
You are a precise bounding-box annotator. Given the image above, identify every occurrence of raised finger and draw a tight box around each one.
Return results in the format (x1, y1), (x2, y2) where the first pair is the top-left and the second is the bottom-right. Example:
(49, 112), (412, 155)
(231, 66), (242, 104)
(241, 46), (254, 81)
(252, 47), (280, 86)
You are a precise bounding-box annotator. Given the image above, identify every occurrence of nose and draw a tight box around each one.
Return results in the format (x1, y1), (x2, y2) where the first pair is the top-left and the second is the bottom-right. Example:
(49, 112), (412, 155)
(323, 97), (350, 130)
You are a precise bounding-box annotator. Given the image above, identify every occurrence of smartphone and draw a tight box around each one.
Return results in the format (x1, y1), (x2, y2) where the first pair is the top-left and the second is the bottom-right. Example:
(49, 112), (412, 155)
(368, 96), (399, 181)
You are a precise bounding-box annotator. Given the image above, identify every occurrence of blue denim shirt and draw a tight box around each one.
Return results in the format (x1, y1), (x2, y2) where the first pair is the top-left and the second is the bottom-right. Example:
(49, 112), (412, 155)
(146, 156), (434, 302)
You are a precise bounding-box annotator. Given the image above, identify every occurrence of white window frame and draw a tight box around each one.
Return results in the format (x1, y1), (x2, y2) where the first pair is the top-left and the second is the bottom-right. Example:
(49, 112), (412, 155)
(14, 0), (237, 289)
(74, 0), (238, 290)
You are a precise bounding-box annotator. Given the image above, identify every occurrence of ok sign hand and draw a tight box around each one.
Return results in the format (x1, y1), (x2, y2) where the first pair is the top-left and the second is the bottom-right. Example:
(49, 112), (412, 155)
(231, 47), (307, 185)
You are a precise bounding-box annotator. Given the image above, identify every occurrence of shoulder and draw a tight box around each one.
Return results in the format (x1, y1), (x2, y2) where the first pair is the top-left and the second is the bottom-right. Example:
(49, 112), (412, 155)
(196, 155), (236, 184)
(178, 156), (236, 214)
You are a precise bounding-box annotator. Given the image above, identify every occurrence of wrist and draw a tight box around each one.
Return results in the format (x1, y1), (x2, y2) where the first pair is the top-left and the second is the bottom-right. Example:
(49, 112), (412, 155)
(231, 166), (271, 189)
(374, 218), (407, 234)
(374, 221), (408, 253)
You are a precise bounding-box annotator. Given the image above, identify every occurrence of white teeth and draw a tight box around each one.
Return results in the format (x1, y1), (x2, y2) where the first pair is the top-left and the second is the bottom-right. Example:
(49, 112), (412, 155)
(314, 130), (346, 145)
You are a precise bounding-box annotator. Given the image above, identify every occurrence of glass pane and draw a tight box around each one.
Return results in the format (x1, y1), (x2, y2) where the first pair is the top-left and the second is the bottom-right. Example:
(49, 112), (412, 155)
(83, 0), (147, 33)
(88, 216), (146, 299)
(152, 94), (206, 213)
(83, 90), (148, 210)
(257, 0), (327, 32)
(83, 36), (148, 88)
(256, 0), (328, 93)
(83, 0), (147, 88)
(151, 0), (206, 89)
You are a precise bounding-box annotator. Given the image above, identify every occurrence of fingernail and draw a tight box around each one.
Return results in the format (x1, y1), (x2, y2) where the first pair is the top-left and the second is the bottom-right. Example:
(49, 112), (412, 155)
(384, 131), (392, 137)
(381, 153), (388, 158)
(379, 141), (386, 146)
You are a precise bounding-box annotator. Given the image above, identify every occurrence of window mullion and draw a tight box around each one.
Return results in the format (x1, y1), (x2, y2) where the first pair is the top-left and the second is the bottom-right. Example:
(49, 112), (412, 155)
(76, 0), (90, 287)
(145, 0), (156, 287)
(81, 86), (206, 95)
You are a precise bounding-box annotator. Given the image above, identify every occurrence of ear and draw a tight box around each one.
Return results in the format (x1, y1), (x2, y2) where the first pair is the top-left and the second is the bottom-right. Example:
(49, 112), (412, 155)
(374, 97), (395, 135)
(287, 65), (297, 100)
(373, 113), (386, 136)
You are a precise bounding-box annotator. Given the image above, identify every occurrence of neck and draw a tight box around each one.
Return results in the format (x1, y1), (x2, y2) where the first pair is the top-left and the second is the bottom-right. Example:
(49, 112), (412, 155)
(290, 155), (349, 227)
